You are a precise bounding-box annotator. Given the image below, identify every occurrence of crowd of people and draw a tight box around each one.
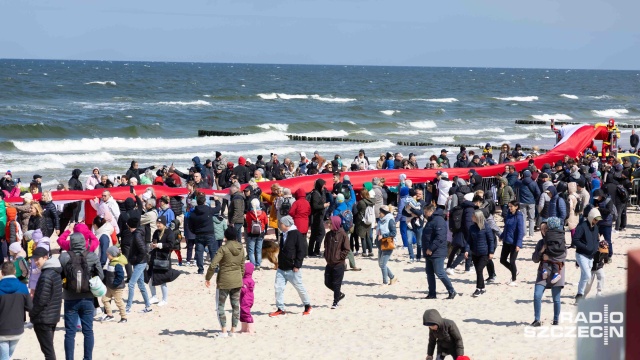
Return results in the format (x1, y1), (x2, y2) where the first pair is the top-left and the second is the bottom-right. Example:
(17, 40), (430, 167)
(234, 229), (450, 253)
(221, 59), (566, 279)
(0, 130), (635, 359)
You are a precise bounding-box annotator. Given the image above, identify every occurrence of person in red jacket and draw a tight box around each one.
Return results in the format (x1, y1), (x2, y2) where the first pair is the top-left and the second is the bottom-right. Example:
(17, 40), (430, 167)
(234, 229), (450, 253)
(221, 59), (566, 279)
(245, 199), (268, 268)
(289, 188), (311, 235)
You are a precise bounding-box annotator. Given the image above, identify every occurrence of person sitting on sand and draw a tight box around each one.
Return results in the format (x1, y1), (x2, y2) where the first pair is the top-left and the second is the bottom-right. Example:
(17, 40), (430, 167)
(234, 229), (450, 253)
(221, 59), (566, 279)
(423, 309), (465, 360)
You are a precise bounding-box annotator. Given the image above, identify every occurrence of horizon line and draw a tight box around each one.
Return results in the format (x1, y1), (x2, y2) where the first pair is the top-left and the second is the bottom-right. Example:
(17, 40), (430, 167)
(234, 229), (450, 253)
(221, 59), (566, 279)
(1, 57), (639, 72)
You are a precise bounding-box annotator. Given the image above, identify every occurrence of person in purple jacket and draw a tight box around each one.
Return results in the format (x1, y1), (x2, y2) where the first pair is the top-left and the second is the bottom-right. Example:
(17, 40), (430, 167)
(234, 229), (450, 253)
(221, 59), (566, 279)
(240, 262), (255, 334)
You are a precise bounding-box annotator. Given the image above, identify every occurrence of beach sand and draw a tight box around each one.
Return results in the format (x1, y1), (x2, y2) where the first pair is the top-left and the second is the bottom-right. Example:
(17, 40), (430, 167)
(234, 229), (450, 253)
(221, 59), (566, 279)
(14, 211), (636, 360)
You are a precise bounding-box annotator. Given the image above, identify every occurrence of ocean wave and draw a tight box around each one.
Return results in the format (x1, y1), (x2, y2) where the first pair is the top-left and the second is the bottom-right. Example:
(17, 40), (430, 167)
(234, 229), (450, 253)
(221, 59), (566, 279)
(531, 114), (573, 121)
(495, 134), (528, 141)
(592, 109), (629, 118)
(420, 128), (505, 135)
(522, 125), (550, 130)
(257, 93), (278, 100)
(294, 130), (349, 138)
(413, 98), (459, 103)
(408, 120), (437, 129)
(155, 100), (211, 106)
(431, 136), (455, 143)
(493, 96), (538, 102)
(10, 131), (289, 153)
(560, 94), (579, 99)
(352, 130), (373, 136)
(310, 95), (356, 103)
(85, 81), (116, 86)
(256, 123), (289, 131)
(203, 95), (212, 98)
(277, 93), (309, 100)
(386, 130), (420, 136)
(589, 95), (611, 100)
(380, 110), (400, 116)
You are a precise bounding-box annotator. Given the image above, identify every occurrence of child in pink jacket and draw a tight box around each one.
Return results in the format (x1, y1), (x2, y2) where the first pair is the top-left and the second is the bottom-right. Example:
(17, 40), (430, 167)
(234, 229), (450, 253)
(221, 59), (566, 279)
(57, 222), (99, 253)
(240, 262), (255, 334)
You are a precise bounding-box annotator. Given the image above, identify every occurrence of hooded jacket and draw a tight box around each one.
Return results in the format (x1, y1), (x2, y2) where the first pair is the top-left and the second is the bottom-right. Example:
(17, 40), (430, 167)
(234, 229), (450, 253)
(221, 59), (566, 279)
(566, 182), (580, 230)
(355, 197), (375, 238)
(58, 223), (99, 254)
(310, 179), (327, 217)
(228, 191), (246, 225)
(422, 208), (448, 258)
(547, 186), (566, 220)
(192, 156), (204, 175)
(240, 262), (255, 318)
(68, 169), (83, 191)
(423, 309), (464, 357)
(498, 178), (515, 206)
(59, 233), (104, 300)
(594, 189), (615, 227)
(573, 217), (599, 259)
(187, 200), (221, 236)
(324, 216), (350, 266)
(205, 239), (245, 289)
(468, 223), (495, 256)
(233, 158), (250, 184)
(14, 202), (32, 233)
(30, 258), (62, 325)
(516, 171), (540, 205)
(278, 225), (307, 271)
(105, 254), (127, 289)
(289, 188), (311, 234)
(500, 209), (525, 248)
(0, 275), (32, 336)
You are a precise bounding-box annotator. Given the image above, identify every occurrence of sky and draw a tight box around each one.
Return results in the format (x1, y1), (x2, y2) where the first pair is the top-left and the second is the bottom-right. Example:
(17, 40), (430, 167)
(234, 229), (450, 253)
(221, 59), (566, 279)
(1, 0), (638, 70)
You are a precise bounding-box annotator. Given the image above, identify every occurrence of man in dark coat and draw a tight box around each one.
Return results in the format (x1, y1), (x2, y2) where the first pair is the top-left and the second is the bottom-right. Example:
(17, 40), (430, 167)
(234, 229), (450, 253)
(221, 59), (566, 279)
(308, 179), (329, 257)
(30, 248), (62, 360)
(125, 161), (156, 184)
(422, 206), (457, 299)
(68, 169), (83, 222)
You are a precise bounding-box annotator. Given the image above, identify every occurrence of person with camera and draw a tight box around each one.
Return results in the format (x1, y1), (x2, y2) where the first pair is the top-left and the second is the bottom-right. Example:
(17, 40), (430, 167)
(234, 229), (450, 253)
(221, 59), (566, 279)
(148, 216), (180, 307)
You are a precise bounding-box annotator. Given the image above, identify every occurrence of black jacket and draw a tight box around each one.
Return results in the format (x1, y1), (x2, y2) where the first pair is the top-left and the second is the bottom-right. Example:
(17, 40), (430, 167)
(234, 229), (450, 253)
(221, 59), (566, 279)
(129, 228), (149, 265)
(126, 165), (155, 184)
(0, 276), (32, 336)
(40, 200), (60, 237)
(170, 196), (183, 216)
(30, 258), (62, 326)
(573, 219), (599, 259)
(28, 215), (47, 233)
(188, 201), (221, 236)
(68, 169), (83, 191)
(278, 228), (307, 271)
(233, 165), (250, 184)
(631, 133), (639, 149)
(422, 208), (448, 258)
(148, 229), (180, 286)
(424, 309), (464, 357)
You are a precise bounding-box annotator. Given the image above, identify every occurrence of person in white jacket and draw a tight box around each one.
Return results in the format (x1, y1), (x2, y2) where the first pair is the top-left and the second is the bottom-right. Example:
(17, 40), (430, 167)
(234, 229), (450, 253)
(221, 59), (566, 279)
(90, 190), (121, 222)
(85, 167), (101, 190)
(437, 172), (452, 208)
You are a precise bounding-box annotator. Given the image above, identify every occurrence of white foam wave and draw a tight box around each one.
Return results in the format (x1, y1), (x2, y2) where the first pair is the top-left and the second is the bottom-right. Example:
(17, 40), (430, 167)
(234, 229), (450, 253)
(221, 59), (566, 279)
(85, 81), (116, 86)
(522, 125), (549, 130)
(257, 93), (278, 100)
(11, 131), (289, 153)
(346, 121), (357, 125)
(352, 130), (373, 136)
(531, 114), (573, 121)
(387, 131), (420, 136)
(295, 130), (349, 138)
(380, 110), (400, 116)
(420, 128), (505, 135)
(560, 94), (579, 99)
(155, 100), (211, 106)
(257, 123), (289, 131)
(414, 98), (459, 103)
(408, 120), (437, 129)
(494, 96), (538, 102)
(203, 95), (212, 98)
(310, 95), (356, 103)
(277, 93), (309, 100)
(431, 136), (455, 143)
(590, 95), (611, 100)
(592, 109), (629, 118)
(496, 134), (528, 141)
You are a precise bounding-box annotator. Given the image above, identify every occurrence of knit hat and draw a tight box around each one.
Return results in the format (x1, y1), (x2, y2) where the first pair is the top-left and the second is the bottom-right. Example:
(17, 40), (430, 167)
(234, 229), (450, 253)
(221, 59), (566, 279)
(372, 177), (380, 185)
(107, 246), (120, 257)
(156, 216), (167, 226)
(280, 215), (294, 227)
(363, 182), (373, 191)
(224, 227), (237, 240)
(343, 175), (350, 182)
(336, 193), (345, 204)
(238, 157), (246, 166)
(23, 230), (35, 241)
(588, 208), (603, 223)
(31, 229), (43, 242)
(8, 242), (23, 255)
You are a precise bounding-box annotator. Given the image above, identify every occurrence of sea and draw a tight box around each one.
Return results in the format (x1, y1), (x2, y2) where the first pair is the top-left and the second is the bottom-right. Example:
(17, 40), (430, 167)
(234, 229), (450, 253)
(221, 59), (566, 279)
(1, 59), (639, 188)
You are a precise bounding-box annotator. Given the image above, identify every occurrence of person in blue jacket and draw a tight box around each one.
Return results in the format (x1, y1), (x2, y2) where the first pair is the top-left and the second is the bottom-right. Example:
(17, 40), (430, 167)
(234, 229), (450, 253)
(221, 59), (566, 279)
(468, 210), (495, 297)
(396, 186), (414, 261)
(500, 200), (525, 286)
(515, 170), (541, 238)
(422, 205), (456, 300)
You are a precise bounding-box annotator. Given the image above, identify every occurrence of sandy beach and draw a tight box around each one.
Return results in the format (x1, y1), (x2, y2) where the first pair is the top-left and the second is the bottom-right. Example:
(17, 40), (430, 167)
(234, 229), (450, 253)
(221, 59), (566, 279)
(13, 210), (635, 360)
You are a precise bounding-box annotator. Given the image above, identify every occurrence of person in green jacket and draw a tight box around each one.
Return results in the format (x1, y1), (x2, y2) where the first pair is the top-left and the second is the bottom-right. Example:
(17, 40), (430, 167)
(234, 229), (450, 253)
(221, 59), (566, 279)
(205, 227), (245, 338)
(0, 193), (6, 239)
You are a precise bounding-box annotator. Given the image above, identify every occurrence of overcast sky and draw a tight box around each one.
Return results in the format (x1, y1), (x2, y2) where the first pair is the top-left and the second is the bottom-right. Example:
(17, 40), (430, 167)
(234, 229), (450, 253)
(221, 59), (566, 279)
(1, 0), (638, 69)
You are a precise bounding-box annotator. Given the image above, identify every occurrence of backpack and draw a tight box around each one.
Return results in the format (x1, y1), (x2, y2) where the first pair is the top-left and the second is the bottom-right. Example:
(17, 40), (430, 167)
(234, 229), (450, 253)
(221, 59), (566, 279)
(250, 219), (263, 235)
(363, 205), (375, 226)
(616, 184), (629, 202)
(340, 184), (351, 201)
(63, 251), (92, 294)
(340, 209), (354, 232)
(449, 206), (464, 232)
(169, 219), (182, 250)
(279, 198), (292, 217)
(15, 257), (30, 282)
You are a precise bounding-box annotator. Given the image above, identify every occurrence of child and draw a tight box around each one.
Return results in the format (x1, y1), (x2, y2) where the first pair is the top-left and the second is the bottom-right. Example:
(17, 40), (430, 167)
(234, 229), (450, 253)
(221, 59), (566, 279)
(101, 246), (128, 323)
(423, 309), (465, 360)
(584, 240), (609, 297)
(8, 242), (30, 285)
(403, 190), (425, 230)
(240, 262), (255, 334)
(539, 217), (566, 284)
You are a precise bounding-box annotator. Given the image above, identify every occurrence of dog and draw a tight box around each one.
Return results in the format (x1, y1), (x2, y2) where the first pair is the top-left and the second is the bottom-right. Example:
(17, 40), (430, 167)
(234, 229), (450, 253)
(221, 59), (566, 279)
(261, 240), (279, 270)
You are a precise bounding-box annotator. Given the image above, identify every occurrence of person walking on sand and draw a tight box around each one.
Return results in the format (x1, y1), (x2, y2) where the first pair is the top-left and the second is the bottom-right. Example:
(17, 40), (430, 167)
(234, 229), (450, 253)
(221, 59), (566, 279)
(324, 216), (349, 309)
(376, 205), (398, 285)
(29, 247), (62, 360)
(499, 200), (525, 286)
(423, 309), (465, 360)
(205, 227), (245, 338)
(422, 205), (457, 300)
(240, 262), (255, 334)
(468, 210), (495, 298)
(269, 216), (312, 317)
(0, 262), (32, 360)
